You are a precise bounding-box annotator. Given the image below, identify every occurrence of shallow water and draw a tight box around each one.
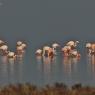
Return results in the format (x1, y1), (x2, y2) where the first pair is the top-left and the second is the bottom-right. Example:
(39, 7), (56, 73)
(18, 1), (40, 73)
(0, 46), (95, 87)
(0, 0), (95, 87)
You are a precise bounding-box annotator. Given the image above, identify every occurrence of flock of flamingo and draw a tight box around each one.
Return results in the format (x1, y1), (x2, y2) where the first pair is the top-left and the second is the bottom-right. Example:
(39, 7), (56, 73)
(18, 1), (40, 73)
(35, 40), (95, 59)
(0, 39), (95, 63)
(0, 40), (27, 62)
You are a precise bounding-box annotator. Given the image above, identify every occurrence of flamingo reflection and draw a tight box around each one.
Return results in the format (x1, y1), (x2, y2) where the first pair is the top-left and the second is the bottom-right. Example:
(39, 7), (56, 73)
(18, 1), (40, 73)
(63, 57), (78, 76)
(42, 56), (52, 83)
(9, 61), (15, 83)
(1, 56), (8, 63)
(36, 56), (54, 84)
(36, 55), (42, 62)
(87, 55), (95, 77)
(36, 55), (43, 76)
(17, 61), (23, 83)
(0, 59), (8, 78)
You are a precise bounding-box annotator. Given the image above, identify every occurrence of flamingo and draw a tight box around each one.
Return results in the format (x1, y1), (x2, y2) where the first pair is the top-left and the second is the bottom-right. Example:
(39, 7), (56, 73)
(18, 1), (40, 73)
(70, 50), (80, 58)
(43, 46), (54, 58)
(7, 51), (16, 63)
(7, 51), (16, 59)
(86, 43), (95, 55)
(66, 40), (79, 49)
(21, 43), (27, 49)
(0, 45), (8, 51)
(52, 43), (60, 48)
(35, 49), (42, 56)
(52, 43), (60, 55)
(61, 46), (71, 57)
(16, 41), (27, 55)
(16, 41), (23, 46)
(16, 45), (25, 55)
(0, 45), (8, 55)
(43, 46), (51, 57)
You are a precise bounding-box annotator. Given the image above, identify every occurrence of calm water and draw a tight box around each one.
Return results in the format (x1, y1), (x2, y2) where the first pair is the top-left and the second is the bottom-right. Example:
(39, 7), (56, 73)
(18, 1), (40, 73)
(0, 0), (95, 87)
(0, 43), (95, 87)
